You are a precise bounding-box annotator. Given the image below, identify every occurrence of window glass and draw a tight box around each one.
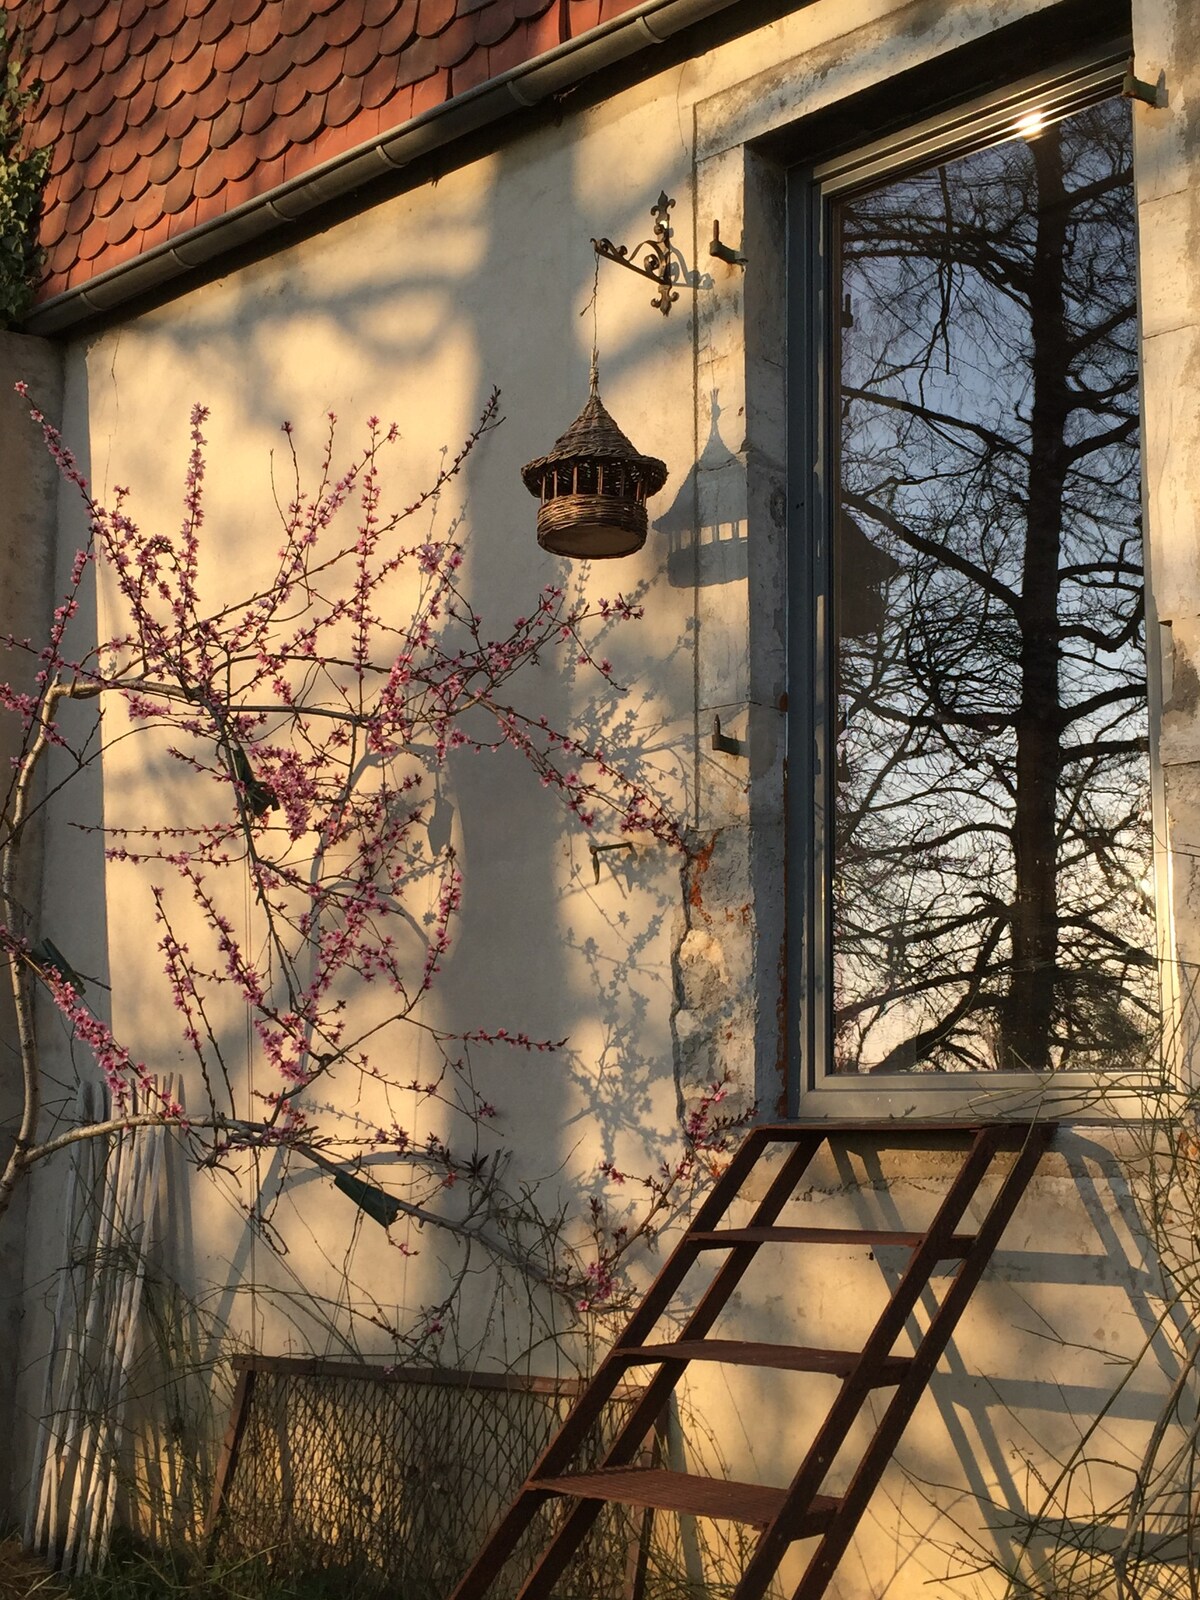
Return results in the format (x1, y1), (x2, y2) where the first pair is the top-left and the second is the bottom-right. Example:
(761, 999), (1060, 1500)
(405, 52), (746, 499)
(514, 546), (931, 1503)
(830, 92), (1154, 1075)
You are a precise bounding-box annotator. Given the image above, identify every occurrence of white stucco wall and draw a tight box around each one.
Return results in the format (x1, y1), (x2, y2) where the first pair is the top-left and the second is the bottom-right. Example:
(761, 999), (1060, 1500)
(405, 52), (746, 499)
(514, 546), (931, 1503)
(10, 0), (1200, 1592)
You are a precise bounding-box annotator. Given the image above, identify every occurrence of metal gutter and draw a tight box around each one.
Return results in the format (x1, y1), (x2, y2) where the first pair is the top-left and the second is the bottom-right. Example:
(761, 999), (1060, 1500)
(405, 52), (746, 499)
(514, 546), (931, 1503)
(26, 0), (743, 335)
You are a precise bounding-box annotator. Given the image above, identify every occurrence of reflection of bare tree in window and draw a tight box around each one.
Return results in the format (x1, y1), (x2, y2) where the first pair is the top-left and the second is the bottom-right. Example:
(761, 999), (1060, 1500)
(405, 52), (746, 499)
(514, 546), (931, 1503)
(833, 95), (1155, 1074)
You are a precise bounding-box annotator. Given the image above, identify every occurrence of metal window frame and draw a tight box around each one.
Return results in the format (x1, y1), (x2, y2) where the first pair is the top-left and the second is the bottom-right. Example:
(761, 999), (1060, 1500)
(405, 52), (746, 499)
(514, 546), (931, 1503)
(783, 46), (1164, 1120)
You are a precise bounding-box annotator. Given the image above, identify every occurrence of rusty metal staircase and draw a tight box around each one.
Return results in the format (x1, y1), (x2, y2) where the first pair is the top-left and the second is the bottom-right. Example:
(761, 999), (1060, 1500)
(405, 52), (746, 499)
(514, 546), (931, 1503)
(448, 1119), (1058, 1600)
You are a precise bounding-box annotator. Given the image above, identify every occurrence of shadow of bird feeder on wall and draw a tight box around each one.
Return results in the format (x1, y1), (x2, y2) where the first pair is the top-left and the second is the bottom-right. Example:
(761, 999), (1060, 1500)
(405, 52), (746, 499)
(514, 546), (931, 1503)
(656, 393), (748, 588)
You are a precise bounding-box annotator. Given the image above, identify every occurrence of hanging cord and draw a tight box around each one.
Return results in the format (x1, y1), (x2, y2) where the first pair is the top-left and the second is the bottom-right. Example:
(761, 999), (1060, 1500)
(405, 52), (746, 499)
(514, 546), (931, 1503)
(581, 253), (600, 395)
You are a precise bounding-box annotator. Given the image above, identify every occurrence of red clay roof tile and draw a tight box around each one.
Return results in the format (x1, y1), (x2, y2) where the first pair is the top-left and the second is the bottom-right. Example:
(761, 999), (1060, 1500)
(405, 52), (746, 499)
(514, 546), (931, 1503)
(176, 42), (217, 93)
(323, 73), (364, 128)
(158, 0), (190, 31)
(57, 91), (91, 136)
(245, 8), (278, 53)
(488, 13), (544, 74)
(106, 133), (142, 176)
(77, 229), (110, 264)
(324, 5), (368, 46)
(393, 30), (439, 87)
(143, 33), (177, 81)
(214, 26), (252, 74)
(98, 31), (128, 73)
(343, 23), (384, 76)
(27, 10), (60, 55)
(567, 0), (600, 31)
(109, 51), (147, 101)
(148, 137), (183, 184)
(219, 137), (261, 183)
(41, 205), (70, 249)
(379, 0), (419, 54)
(127, 8), (160, 51)
(87, 6), (123, 46)
(209, 101), (245, 150)
(162, 164), (200, 214)
(72, 122), (105, 163)
(288, 92), (327, 144)
(119, 162), (151, 201)
(305, 45), (347, 94)
(276, 0), (310, 33)
(132, 186), (168, 229)
(56, 22), (96, 63)
(247, 113), (293, 163)
(360, 53), (400, 109)
(475, 1), (520, 47)
(191, 158), (226, 201)
(434, 15), (475, 67)
(192, 70), (234, 116)
(257, 35), (297, 85)
(197, 3), (227, 43)
(177, 119), (212, 169)
(289, 22), (336, 67)
(272, 72), (310, 118)
(416, 0), (456, 36)
(101, 209), (138, 247)
(448, 43), (491, 95)
(312, 106), (367, 157)
(153, 69), (188, 110)
(241, 81), (277, 134)
(164, 94), (196, 139)
(21, 0), (668, 307)
(226, 53), (262, 100)
(408, 64), (448, 114)
(48, 163), (85, 207)
(167, 197), (199, 235)
(132, 113), (169, 157)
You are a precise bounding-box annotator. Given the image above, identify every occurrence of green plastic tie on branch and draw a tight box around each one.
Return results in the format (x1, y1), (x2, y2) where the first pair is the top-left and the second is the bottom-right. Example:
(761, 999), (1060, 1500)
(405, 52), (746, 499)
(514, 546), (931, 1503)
(332, 1169), (404, 1229)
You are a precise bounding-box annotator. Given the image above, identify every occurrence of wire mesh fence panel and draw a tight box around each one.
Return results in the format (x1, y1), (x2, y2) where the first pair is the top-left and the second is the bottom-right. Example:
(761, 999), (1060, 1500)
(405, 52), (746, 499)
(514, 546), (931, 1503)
(209, 1357), (651, 1600)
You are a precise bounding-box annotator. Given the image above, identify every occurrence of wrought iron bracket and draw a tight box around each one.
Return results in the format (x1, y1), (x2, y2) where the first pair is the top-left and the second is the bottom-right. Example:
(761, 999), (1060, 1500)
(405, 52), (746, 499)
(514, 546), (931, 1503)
(592, 191), (680, 316)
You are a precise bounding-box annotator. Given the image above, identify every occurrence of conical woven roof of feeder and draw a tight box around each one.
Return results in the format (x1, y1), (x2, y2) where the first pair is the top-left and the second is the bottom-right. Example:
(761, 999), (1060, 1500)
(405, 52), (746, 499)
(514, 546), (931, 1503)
(521, 384), (668, 497)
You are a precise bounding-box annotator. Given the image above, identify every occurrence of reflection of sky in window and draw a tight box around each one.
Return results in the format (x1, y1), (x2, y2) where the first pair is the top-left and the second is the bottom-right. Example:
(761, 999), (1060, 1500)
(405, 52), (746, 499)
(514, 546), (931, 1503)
(830, 95), (1154, 1075)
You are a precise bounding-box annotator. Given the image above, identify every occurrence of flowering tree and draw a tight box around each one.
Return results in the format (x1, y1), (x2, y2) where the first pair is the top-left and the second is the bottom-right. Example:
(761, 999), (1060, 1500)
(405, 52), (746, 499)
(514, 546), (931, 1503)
(0, 385), (741, 1340)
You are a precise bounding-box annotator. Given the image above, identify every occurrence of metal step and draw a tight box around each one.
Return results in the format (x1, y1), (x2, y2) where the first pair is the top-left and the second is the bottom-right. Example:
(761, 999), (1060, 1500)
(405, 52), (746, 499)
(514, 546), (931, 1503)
(533, 1465), (840, 1536)
(614, 1340), (912, 1382)
(689, 1226), (976, 1253)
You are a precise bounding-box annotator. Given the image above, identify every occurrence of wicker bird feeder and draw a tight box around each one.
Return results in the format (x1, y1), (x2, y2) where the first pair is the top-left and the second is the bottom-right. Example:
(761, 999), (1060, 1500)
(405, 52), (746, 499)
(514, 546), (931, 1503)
(521, 371), (668, 558)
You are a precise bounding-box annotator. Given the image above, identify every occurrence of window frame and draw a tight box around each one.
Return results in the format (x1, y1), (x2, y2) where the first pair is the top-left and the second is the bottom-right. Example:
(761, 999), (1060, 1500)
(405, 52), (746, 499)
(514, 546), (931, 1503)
(783, 49), (1172, 1121)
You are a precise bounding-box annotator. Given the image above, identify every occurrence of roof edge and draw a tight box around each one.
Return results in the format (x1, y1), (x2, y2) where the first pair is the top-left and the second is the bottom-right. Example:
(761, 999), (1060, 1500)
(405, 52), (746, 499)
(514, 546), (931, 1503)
(25, 0), (741, 336)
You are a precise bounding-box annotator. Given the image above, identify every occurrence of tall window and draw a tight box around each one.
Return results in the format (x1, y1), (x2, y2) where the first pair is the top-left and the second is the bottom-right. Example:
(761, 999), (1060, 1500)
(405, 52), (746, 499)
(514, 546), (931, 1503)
(796, 66), (1156, 1082)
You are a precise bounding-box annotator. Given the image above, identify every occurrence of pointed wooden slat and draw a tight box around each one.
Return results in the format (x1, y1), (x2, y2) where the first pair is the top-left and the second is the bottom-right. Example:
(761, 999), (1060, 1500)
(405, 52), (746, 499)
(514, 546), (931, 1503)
(533, 1466), (840, 1537)
(615, 1340), (913, 1382)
